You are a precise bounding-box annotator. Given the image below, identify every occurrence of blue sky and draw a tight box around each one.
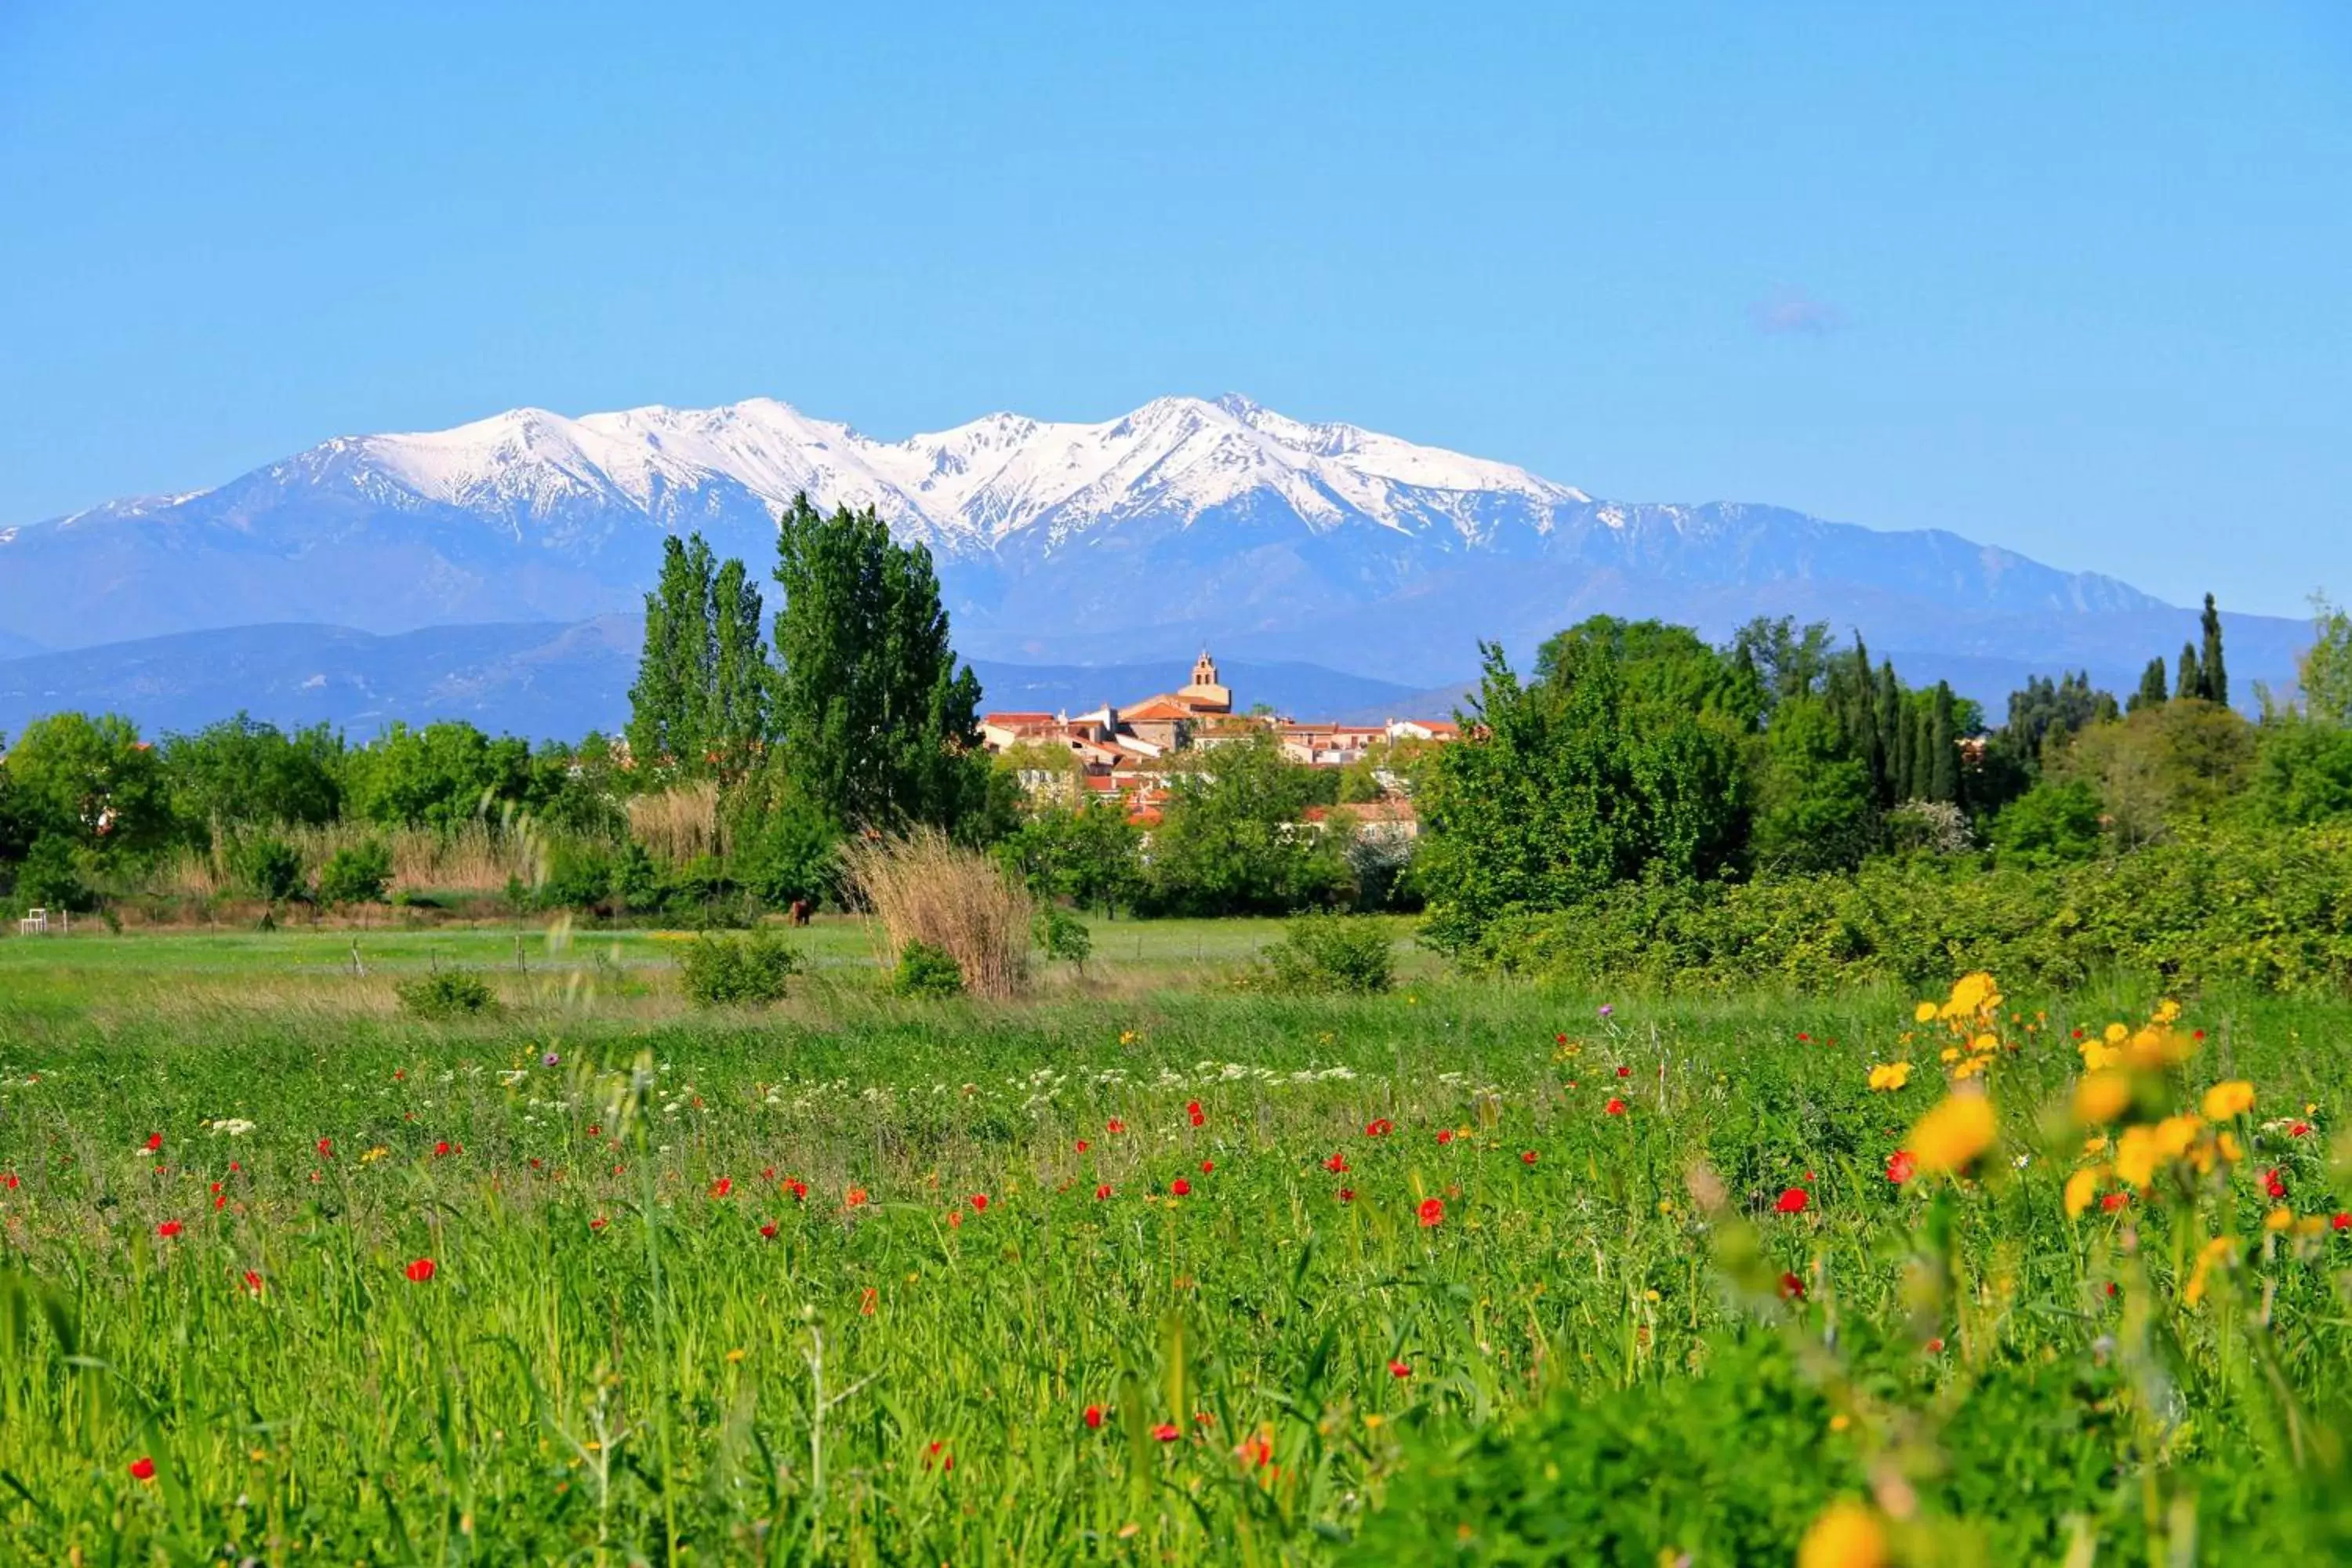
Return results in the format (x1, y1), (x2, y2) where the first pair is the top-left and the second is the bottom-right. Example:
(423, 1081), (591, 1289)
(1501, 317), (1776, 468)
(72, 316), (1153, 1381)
(2, 2), (2346, 614)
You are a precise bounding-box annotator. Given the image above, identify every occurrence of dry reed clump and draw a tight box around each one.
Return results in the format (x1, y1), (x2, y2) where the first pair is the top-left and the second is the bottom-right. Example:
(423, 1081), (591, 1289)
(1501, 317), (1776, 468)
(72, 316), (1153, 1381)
(157, 821), (539, 898)
(837, 828), (1032, 1000)
(628, 782), (725, 867)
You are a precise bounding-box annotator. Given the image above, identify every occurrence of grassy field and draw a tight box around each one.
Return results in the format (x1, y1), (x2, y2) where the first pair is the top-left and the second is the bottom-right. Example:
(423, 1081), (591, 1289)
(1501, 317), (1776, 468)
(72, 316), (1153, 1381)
(2, 921), (2350, 1563)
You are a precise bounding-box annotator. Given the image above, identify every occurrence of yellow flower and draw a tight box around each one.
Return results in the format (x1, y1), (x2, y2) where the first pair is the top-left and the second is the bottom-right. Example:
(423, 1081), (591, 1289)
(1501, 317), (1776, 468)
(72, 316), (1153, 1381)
(2153, 1114), (2203, 1159)
(2063, 1165), (2103, 1219)
(2216, 1130), (2244, 1163)
(2152, 998), (2182, 1025)
(2183, 1236), (2235, 1307)
(1938, 1047), (1961, 1064)
(1947, 971), (1998, 1017)
(2114, 1125), (2161, 1189)
(1970, 1033), (2000, 1054)
(1907, 1092), (1996, 1177)
(2200, 1080), (2255, 1121)
(2082, 1134), (2110, 1156)
(2078, 1040), (2120, 1073)
(2071, 1071), (2132, 1126)
(1798, 1499), (1888, 1568)
(1952, 1056), (1989, 1081)
(2103, 1022), (2129, 1045)
(2264, 1207), (2295, 1233)
(1867, 1062), (1911, 1092)
(1913, 1001), (1937, 1024)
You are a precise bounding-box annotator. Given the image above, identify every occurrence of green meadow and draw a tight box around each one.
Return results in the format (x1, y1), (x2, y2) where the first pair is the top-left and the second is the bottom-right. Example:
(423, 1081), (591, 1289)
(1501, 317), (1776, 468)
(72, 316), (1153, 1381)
(2, 922), (2350, 1563)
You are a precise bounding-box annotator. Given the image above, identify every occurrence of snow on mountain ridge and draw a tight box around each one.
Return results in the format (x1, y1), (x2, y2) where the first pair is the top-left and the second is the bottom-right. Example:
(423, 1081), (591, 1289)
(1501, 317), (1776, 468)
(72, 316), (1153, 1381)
(273, 393), (1590, 553)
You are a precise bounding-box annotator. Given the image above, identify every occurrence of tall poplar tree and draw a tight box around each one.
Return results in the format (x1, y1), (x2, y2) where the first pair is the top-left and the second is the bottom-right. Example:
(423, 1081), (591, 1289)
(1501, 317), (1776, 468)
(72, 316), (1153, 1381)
(628, 535), (718, 775)
(1928, 681), (1961, 804)
(2177, 643), (2201, 707)
(2199, 593), (2229, 707)
(2129, 657), (2169, 713)
(768, 494), (987, 833)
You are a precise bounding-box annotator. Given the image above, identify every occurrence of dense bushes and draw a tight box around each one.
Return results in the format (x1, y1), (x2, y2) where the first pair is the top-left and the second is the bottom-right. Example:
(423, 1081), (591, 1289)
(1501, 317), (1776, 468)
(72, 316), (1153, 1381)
(676, 930), (799, 1007)
(1465, 825), (2352, 995)
(1251, 915), (1397, 994)
(395, 970), (497, 1019)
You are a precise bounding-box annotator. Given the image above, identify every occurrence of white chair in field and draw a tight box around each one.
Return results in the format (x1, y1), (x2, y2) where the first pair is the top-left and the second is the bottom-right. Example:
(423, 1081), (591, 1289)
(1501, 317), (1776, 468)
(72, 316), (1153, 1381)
(16, 907), (48, 936)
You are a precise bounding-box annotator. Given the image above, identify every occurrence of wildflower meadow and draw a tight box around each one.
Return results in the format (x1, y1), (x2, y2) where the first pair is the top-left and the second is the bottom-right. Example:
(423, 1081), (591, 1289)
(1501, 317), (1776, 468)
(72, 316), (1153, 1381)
(4, 932), (2352, 1563)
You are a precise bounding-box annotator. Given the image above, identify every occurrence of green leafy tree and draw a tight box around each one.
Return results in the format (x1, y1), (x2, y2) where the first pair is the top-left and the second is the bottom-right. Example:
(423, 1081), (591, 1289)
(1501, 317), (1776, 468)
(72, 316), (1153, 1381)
(1749, 696), (1878, 873)
(1142, 731), (1348, 917)
(1, 711), (169, 855)
(769, 495), (989, 834)
(2297, 593), (2352, 726)
(2177, 643), (2201, 709)
(343, 722), (530, 829)
(159, 714), (343, 842)
(2249, 720), (2352, 826)
(1928, 681), (1962, 805)
(628, 536), (771, 782)
(997, 798), (1145, 917)
(1989, 779), (2105, 869)
(1726, 616), (1833, 713)
(2129, 658), (2169, 713)
(2060, 700), (2256, 848)
(1419, 633), (1745, 950)
(316, 840), (393, 906)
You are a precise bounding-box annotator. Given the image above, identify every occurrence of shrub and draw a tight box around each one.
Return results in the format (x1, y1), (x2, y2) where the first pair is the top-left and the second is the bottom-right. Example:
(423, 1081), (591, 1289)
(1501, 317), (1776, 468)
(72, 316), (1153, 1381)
(1032, 905), (1092, 970)
(892, 939), (965, 999)
(317, 839), (393, 906)
(11, 834), (93, 913)
(1254, 914), (1396, 994)
(840, 829), (1030, 1000)
(396, 970), (497, 1019)
(676, 930), (799, 1007)
(238, 836), (305, 902)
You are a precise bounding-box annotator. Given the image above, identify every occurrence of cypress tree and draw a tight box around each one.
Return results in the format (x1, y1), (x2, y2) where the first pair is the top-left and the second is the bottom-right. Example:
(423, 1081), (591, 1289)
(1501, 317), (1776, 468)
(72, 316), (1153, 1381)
(2177, 643), (2201, 706)
(2129, 657), (2168, 713)
(1888, 685), (1916, 802)
(1849, 636), (1886, 805)
(2199, 593), (2228, 707)
(1928, 682), (1960, 804)
(1873, 661), (1902, 805)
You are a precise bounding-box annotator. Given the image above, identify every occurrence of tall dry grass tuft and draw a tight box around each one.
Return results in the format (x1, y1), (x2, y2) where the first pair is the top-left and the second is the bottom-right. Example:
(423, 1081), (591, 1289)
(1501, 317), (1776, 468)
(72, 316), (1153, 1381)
(629, 782), (725, 867)
(838, 828), (1032, 1000)
(155, 822), (541, 898)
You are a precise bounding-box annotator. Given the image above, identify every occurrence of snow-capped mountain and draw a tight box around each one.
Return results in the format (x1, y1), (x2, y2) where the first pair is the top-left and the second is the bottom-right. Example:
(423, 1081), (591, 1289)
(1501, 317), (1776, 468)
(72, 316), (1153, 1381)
(0, 393), (2171, 682)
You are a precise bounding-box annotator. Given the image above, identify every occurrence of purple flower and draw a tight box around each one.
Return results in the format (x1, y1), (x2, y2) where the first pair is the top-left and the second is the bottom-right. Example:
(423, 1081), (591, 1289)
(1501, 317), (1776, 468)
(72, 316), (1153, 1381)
(1597, 1004), (1613, 1018)
(542, 1051), (561, 1068)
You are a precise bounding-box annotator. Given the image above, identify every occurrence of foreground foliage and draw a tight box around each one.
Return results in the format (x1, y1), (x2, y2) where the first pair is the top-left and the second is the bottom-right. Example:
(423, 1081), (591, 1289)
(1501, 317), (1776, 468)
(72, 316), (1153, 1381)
(3, 966), (2352, 1561)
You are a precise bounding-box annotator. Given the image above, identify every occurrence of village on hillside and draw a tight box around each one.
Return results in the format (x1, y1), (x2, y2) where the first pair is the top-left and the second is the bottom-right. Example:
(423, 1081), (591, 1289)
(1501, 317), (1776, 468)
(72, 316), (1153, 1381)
(978, 650), (1458, 832)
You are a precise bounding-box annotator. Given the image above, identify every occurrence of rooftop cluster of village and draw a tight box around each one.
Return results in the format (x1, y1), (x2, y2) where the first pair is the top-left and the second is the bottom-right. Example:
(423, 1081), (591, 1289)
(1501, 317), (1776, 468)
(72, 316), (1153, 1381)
(979, 652), (1457, 821)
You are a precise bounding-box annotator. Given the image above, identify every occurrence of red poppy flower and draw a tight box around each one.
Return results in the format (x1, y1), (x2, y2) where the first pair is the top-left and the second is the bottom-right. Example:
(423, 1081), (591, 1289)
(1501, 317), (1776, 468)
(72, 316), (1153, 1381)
(2290, 1122), (2312, 1138)
(1364, 1118), (1393, 1138)
(1885, 1149), (1917, 1185)
(1388, 1359), (1411, 1377)
(969, 1192), (989, 1212)
(2071, 1028), (2085, 1040)
(2193, 1029), (2205, 1041)
(156, 1220), (183, 1238)
(1094, 1181), (1115, 1201)
(144, 1134), (162, 1153)
(590, 1216), (608, 1230)
(214, 1193), (227, 1210)
(787, 1178), (808, 1202)
(1171, 1177), (1192, 1197)
(1777, 1271), (1806, 1301)
(859, 1286), (877, 1316)
(1797, 1033), (1810, 1042)
(761, 1166), (776, 1181)
(1084, 1403), (1105, 1428)
(1417, 1197), (1444, 1228)
(1615, 1065), (1632, 1078)
(1555, 1033), (1567, 1044)
(846, 1187), (869, 1207)
(1, 1172), (16, 1189)
(405, 1258), (436, 1283)
(1924, 1337), (1945, 1354)
(1199, 1159), (1214, 1174)
(129, 1456), (156, 1481)
(2265, 1168), (2288, 1200)
(710, 1176), (733, 1198)
(2334, 1212), (2351, 1232)
(2100, 1192), (2129, 1212)
(433, 1142), (452, 1158)
(1603, 1098), (1627, 1116)
(760, 1221), (779, 1240)
(1323, 1152), (1349, 1173)
(1076, 1139), (1090, 1152)
(1436, 1129), (1454, 1145)
(1774, 1187), (1809, 1214)
(586, 1123), (601, 1136)
(1107, 1119), (1126, 1134)
(316, 1137), (333, 1158)
(1336, 1187), (1355, 1202)
(1186, 1100), (1204, 1127)
(243, 1270), (263, 1296)
(947, 1210), (964, 1229)
(1151, 1422), (1181, 1443)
